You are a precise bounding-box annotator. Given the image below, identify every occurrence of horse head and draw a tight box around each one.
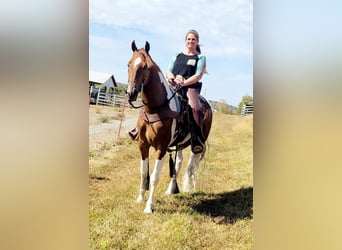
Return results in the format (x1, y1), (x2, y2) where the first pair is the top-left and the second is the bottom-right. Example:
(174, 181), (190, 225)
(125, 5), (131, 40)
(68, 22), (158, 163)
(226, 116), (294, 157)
(126, 40), (151, 102)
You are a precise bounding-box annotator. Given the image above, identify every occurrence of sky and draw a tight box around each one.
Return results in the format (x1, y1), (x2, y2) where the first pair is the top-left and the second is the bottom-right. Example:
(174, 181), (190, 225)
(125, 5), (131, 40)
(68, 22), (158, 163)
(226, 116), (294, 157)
(89, 0), (253, 106)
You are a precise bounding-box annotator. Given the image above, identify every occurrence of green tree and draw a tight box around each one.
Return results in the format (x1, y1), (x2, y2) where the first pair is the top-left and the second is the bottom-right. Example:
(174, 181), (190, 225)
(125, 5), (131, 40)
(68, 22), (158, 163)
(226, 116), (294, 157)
(238, 95), (253, 114)
(216, 99), (230, 114)
(113, 85), (127, 95)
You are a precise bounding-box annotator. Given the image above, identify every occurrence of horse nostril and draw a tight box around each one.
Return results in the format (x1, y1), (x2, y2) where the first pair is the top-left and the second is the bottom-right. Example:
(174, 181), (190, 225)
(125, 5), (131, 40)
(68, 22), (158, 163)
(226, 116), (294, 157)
(127, 87), (138, 101)
(126, 85), (132, 95)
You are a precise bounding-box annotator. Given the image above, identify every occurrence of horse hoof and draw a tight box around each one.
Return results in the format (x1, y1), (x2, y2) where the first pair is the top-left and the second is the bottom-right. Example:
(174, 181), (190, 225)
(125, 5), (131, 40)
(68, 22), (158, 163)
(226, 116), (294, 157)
(137, 195), (144, 203)
(144, 207), (153, 214)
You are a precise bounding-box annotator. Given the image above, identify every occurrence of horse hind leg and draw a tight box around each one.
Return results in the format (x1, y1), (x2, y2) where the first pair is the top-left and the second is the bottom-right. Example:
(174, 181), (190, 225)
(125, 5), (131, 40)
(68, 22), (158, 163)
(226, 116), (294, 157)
(182, 152), (201, 193)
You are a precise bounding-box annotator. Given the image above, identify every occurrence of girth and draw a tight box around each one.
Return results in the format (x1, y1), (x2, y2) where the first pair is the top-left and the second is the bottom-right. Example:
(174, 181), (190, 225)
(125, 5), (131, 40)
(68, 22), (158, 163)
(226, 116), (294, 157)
(139, 108), (179, 124)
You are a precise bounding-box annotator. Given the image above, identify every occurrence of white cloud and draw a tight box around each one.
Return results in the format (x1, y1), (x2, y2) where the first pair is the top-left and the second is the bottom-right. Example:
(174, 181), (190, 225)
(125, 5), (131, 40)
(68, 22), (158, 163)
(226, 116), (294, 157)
(90, 0), (252, 57)
(89, 35), (115, 49)
(89, 0), (253, 104)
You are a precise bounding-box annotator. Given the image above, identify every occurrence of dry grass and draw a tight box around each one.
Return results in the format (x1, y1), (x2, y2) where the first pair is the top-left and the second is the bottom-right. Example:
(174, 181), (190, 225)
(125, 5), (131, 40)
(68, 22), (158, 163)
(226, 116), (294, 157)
(89, 110), (253, 249)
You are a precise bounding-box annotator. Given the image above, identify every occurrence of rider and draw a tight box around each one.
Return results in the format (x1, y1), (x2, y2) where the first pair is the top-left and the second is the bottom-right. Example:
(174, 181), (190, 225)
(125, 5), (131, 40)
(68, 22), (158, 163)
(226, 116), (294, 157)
(129, 29), (207, 154)
(166, 29), (207, 154)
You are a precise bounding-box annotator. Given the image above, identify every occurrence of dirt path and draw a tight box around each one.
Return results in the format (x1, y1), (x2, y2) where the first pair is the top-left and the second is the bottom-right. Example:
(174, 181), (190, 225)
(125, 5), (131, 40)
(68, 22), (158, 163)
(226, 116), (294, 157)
(89, 105), (139, 151)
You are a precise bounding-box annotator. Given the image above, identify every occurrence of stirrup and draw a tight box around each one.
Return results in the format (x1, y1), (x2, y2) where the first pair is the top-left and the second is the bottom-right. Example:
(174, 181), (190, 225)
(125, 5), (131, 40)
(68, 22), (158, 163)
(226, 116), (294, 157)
(191, 137), (204, 154)
(192, 145), (203, 154)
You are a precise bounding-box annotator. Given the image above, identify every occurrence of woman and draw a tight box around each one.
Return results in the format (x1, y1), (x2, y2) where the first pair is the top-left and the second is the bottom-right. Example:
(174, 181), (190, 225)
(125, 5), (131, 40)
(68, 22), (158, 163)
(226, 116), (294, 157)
(166, 29), (207, 153)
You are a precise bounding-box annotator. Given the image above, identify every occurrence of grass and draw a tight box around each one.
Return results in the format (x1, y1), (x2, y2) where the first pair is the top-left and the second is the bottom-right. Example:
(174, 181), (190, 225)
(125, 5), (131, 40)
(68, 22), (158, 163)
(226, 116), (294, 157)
(89, 111), (253, 249)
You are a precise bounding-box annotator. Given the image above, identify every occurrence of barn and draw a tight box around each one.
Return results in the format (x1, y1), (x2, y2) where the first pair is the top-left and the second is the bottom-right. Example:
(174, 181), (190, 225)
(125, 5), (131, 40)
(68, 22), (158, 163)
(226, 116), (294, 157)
(89, 71), (118, 105)
(89, 71), (117, 94)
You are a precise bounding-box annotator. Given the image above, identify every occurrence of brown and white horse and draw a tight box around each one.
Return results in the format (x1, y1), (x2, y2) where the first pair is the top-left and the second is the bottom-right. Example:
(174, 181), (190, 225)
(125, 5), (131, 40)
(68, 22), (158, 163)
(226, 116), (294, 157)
(126, 41), (212, 213)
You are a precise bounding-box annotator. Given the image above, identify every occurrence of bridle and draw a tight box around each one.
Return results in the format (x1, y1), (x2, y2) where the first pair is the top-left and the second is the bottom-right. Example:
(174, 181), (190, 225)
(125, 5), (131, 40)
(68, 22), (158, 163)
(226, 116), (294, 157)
(127, 66), (150, 109)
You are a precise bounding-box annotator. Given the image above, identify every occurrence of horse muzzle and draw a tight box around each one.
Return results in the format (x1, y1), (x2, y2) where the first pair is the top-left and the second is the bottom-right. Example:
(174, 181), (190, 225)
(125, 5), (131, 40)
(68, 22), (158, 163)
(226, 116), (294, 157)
(126, 87), (138, 102)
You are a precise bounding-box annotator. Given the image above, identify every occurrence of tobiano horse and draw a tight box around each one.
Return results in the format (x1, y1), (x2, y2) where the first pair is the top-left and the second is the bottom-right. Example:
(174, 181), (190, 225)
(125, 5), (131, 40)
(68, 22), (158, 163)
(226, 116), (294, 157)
(126, 41), (212, 213)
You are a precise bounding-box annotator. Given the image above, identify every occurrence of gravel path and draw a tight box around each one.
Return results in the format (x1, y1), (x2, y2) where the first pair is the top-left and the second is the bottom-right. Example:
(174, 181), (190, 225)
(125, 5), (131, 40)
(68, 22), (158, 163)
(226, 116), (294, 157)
(89, 106), (139, 151)
(89, 117), (137, 135)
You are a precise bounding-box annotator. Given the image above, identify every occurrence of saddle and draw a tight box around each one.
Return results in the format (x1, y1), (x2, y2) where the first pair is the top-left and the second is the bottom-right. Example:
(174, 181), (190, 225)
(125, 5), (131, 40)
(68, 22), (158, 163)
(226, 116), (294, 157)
(138, 86), (209, 152)
(167, 93), (204, 151)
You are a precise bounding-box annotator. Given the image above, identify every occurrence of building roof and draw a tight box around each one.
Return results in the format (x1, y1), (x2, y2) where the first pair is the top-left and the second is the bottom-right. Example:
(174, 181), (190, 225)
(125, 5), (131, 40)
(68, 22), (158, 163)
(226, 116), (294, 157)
(89, 71), (117, 88)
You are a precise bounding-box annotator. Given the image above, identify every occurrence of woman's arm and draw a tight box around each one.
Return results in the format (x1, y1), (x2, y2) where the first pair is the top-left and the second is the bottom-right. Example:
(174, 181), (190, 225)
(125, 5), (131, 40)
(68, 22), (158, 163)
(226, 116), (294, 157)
(166, 54), (178, 82)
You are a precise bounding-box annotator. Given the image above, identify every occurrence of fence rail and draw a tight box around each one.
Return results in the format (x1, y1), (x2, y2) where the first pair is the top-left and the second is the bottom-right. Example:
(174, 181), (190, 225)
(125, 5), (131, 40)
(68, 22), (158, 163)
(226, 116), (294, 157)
(96, 92), (127, 107)
(90, 91), (142, 110)
(241, 104), (253, 116)
(89, 91), (142, 139)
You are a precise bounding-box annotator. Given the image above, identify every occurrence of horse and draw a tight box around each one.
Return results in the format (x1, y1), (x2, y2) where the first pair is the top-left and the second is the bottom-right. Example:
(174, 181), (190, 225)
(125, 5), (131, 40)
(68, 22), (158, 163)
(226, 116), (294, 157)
(126, 40), (213, 213)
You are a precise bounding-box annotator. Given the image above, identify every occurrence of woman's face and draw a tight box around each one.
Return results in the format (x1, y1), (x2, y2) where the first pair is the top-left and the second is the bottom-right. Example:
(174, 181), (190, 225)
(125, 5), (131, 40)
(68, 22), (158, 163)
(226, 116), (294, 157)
(185, 33), (198, 51)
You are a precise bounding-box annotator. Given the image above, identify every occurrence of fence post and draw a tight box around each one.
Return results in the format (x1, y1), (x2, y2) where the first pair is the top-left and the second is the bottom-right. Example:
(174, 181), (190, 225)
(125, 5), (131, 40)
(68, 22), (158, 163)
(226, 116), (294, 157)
(117, 96), (128, 140)
(96, 90), (99, 105)
(112, 94), (116, 107)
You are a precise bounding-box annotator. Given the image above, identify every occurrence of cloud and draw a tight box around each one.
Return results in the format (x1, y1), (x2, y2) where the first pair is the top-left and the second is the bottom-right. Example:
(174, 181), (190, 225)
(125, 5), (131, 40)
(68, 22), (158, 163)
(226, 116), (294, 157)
(89, 35), (115, 49)
(89, 0), (253, 104)
(90, 0), (253, 57)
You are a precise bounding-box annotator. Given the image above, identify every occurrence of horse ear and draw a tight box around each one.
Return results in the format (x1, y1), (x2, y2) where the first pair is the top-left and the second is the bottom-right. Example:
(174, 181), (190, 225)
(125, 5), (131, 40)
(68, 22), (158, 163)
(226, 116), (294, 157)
(145, 41), (150, 54)
(131, 40), (138, 52)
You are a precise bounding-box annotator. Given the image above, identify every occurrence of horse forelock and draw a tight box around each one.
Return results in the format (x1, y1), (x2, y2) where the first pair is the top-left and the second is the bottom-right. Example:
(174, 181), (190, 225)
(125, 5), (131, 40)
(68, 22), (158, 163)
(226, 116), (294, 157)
(140, 49), (155, 68)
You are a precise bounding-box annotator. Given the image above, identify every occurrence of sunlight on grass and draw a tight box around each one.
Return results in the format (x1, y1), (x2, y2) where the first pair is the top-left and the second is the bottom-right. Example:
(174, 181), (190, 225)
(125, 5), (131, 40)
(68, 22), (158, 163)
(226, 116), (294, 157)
(89, 108), (253, 249)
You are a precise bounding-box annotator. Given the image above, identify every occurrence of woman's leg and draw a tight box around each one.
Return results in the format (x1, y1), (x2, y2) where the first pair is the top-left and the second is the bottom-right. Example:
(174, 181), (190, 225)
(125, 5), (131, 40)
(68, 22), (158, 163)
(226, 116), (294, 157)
(187, 88), (201, 126)
(187, 88), (204, 153)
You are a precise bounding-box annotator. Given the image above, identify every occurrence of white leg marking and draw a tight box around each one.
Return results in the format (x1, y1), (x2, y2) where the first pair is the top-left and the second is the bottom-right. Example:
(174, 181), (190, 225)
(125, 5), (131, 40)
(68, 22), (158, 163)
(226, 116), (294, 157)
(144, 157), (165, 213)
(175, 150), (184, 174)
(183, 152), (201, 193)
(137, 158), (148, 202)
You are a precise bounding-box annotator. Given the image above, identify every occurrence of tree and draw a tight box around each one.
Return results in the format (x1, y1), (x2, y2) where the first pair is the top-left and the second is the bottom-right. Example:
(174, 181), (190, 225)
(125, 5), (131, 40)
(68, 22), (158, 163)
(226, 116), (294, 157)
(216, 99), (230, 114)
(238, 95), (253, 114)
(113, 85), (127, 95)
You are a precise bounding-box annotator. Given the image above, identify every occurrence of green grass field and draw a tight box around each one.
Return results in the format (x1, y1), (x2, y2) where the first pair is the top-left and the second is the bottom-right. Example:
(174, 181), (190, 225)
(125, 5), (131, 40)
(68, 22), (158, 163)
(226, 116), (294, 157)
(89, 110), (253, 249)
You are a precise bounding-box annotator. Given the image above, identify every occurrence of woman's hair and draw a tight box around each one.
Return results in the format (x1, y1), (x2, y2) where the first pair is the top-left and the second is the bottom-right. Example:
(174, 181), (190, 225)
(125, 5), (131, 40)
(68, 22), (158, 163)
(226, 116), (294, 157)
(185, 29), (201, 53)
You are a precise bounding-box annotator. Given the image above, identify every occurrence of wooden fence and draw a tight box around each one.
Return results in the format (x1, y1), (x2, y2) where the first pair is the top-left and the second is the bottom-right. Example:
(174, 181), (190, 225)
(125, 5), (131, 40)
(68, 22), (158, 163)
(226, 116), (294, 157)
(241, 104), (253, 116)
(94, 92), (126, 107)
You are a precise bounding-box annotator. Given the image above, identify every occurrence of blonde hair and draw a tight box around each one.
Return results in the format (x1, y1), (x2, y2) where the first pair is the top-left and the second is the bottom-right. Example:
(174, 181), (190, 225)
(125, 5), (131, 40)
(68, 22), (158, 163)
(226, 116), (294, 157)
(185, 29), (201, 53)
(185, 29), (199, 41)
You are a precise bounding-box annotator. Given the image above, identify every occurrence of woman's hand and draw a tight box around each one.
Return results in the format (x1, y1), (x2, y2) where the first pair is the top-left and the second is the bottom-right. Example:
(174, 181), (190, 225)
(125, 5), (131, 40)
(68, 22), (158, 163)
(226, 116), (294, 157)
(174, 75), (184, 85)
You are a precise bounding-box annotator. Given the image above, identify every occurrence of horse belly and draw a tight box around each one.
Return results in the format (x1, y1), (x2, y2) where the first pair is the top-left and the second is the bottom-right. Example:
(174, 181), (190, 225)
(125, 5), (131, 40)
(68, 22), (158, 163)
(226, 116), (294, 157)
(145, 120), (175, 148)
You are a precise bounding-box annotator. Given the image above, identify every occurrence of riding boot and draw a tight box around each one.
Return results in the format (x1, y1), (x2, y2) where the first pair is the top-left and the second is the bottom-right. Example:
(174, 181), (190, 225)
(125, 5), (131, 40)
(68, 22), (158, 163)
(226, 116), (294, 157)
(189, 110), (205, 154)
(128, 127), (139, 140)
(190, 123), (205, 154)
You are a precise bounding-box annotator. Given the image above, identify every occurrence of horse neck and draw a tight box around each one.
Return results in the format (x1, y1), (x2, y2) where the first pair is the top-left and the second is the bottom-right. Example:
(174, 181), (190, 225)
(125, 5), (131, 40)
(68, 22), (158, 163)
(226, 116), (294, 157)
(141, 67), (167, 113)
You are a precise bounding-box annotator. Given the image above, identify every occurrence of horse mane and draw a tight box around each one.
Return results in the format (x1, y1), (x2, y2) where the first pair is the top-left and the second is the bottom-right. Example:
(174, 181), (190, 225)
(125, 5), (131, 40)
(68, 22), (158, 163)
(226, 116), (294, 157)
(139, 49), (160, 72)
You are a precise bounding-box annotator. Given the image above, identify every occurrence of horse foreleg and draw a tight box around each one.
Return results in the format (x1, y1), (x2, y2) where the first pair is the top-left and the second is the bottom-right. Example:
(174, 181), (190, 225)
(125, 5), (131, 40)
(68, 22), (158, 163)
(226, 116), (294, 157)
(166, 150), (183, 195)
(183, 152), (202, 193)
(137, 158), (149, 203)
(144, 157), (165, 213)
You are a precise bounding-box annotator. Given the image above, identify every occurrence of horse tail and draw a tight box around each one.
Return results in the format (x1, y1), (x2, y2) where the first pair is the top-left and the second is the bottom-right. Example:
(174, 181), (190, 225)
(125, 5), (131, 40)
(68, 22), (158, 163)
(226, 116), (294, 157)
(168, 152), (180, 194)
(143, 162), (150, 190)
(169, 153), (174, 178)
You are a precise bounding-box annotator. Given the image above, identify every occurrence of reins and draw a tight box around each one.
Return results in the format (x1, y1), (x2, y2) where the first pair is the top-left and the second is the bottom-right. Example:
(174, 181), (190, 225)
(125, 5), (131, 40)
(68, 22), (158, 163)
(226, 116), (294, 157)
(128, 82), (179, 111)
